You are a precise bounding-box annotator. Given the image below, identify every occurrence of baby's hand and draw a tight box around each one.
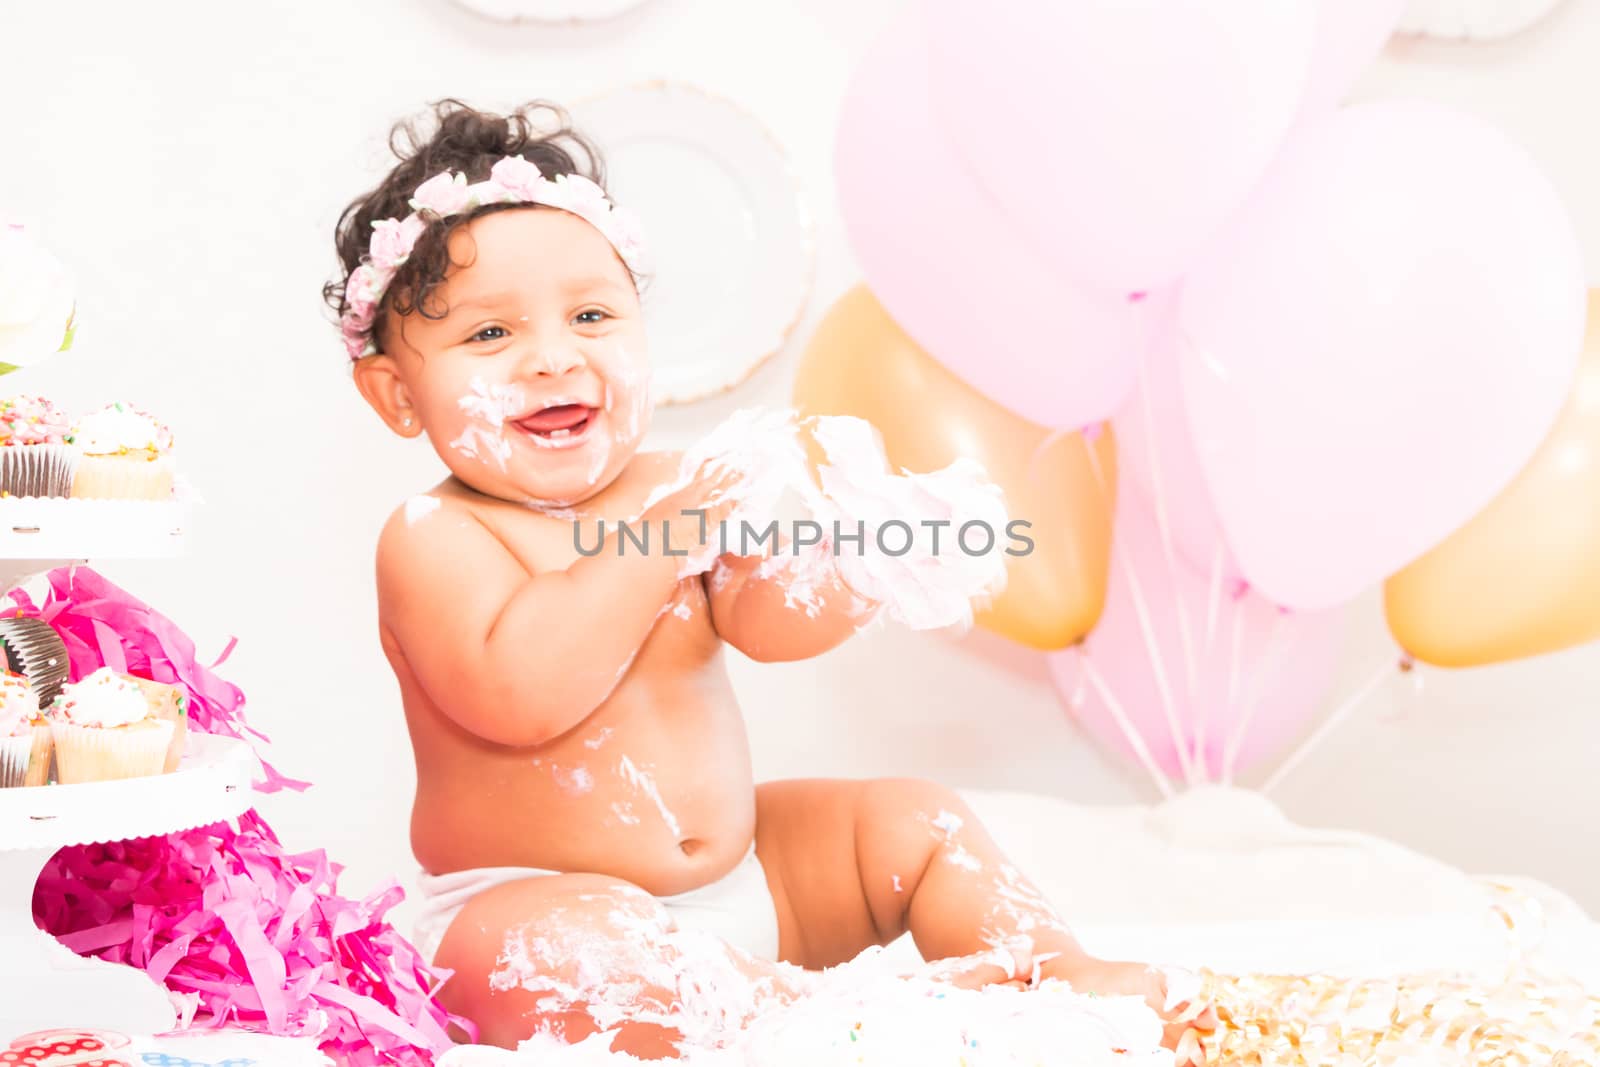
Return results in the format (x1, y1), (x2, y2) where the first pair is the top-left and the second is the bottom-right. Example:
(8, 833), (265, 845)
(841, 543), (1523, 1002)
(644, 461), (747, 563)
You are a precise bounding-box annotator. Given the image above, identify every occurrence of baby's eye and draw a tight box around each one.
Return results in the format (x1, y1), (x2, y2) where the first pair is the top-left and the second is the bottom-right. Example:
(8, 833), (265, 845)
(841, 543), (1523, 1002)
(574, 309), (610, 325)
(470, 326), (508, 343)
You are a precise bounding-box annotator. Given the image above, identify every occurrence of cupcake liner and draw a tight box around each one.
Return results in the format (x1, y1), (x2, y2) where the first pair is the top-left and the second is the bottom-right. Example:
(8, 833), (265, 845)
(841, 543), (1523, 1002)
(70, 453), (174, 501)
(0, 734), (31, 788)
(128, 676), (187, 772)
(0, 444), (77, 498)
(25, 723), (52, 786)
(50, 718), (174, 783)
(0, 616), (69, 705)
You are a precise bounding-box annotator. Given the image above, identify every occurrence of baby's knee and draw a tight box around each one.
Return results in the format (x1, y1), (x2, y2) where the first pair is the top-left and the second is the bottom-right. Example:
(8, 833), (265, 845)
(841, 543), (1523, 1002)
(434, 874), (677, 1048)
(859, 777), (971, 827)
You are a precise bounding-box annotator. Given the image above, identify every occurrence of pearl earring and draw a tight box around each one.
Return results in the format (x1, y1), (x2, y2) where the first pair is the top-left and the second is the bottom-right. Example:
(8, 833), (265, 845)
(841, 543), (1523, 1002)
(402, 416), (413, 428)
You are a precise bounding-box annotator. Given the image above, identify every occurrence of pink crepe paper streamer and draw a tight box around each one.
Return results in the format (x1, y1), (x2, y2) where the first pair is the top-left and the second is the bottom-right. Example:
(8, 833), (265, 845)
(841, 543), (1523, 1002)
(10, 566), (472, 1061)
(33, 812), (470, 1064)
(5, 566), (309, 793)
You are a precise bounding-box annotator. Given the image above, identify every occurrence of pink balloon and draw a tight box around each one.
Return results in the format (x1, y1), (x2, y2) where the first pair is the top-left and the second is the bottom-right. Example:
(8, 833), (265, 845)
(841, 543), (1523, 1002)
(1298, 0), (1408, 117)
(1115, 301), (1246, 590)
(834, 9), (1157, 429)
(921, 0), (1318, 294)
(1178, 100), (1585, 612)
(1049, 492), (1345, 783)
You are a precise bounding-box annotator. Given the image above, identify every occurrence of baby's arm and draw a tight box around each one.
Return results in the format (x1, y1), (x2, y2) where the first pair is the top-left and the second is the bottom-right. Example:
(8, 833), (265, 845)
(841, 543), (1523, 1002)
(378, 500), (691, 747)
(706, 541), (873, 662)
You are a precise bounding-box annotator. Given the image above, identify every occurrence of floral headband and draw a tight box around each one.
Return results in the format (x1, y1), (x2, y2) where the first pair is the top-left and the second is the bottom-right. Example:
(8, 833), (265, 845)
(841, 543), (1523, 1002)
(339, 155), (649, 360)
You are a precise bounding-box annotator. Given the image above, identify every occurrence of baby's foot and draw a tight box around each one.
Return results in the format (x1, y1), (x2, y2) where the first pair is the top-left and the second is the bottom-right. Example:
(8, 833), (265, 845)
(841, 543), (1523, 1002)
(1044, 956), (1216, 1064)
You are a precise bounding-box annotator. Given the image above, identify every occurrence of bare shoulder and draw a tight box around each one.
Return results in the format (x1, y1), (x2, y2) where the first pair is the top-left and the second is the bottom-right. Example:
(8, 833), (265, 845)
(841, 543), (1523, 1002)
(373, 487), (515, 599)
(378, 489), (481, 557)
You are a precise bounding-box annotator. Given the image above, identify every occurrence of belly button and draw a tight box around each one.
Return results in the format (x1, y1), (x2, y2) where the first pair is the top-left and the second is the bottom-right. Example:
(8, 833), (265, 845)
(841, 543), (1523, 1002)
(679, 838), (703, 857)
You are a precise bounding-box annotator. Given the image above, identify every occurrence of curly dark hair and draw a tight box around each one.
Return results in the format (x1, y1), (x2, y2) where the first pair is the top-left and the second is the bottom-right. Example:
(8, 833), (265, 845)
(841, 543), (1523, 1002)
(323, 98), (621, 355)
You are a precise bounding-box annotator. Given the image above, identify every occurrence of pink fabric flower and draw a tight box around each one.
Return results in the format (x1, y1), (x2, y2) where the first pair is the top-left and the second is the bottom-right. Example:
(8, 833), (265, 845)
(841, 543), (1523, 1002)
(608, 205), (650, 270)
(547, 173), (613, 221)
(334, 156), (649, 358)
(345, 264), (378, 307)
(489, 154), (545, 199)
(408, 171), (470, 217)
(368, 215), (425, 273)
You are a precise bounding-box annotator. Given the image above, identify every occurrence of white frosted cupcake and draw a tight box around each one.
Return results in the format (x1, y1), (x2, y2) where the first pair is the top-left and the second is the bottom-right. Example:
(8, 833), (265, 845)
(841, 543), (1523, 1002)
(68, 402), (175, 501)
(49, 668), (175, 783)
(0, 671), (52, 787)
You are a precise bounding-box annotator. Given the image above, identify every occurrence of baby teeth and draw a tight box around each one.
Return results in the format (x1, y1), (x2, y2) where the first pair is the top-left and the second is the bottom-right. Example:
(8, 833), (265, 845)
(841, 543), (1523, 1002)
(550, 428), (571, 439)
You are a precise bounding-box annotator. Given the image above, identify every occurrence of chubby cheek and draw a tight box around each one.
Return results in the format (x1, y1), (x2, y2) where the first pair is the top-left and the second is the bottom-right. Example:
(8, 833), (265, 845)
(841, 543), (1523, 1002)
(419, 365), (528, 475)
(592, 339), (654, 453)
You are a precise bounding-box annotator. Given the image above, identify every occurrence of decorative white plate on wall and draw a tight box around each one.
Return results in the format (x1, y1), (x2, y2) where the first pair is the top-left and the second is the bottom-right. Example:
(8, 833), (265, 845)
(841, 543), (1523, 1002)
(571, 81), (814, 405)
(448, 0), (654, 22)
(1398, 0), (1567, 39)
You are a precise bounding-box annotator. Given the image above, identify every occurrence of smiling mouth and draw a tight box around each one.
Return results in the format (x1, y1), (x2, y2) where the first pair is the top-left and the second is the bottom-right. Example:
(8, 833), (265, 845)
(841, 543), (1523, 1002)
(511, 403), (599, 449)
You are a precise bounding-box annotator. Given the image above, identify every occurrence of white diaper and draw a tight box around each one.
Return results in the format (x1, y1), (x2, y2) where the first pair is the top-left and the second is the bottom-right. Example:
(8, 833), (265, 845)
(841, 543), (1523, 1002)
(413, 845), (781, 966)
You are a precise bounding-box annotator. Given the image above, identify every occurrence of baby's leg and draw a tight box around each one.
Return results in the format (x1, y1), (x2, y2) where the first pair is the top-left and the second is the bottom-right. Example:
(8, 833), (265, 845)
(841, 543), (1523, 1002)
(433, 872), (795, 1056)
(756, 778), (1212, 1057)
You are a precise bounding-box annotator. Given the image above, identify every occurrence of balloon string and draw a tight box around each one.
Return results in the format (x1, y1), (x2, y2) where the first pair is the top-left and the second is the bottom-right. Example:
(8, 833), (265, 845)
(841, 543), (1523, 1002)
(1082, 431), (1198, 785)
(1194, 541), (1226, 780)
(1221, 610), (1294, 784)
(1118, 539), (1200, 787)
(1138, 363), (1203, 727)
(1026, 424), (1076, 484)
(1261, 658), (1398, 796)
(1221, 590), (1245, 782)
(1079, 651), (1176, 801)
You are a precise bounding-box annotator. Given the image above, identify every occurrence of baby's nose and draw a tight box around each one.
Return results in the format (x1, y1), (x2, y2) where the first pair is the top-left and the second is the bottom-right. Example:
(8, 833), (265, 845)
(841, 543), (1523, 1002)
(526, 345), (586, 376)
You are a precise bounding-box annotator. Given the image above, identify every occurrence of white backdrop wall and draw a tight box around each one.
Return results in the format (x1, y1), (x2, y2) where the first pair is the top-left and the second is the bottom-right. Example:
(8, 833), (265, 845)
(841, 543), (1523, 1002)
(2, 0), (1597, 937)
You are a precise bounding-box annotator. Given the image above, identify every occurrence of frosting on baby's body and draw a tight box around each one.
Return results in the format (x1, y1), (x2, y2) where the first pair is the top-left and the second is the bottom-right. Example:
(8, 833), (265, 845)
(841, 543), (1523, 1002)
(388, 454), (760, 902)
(397, 407), (1013, 894)
(447, 942), (1170, 1067)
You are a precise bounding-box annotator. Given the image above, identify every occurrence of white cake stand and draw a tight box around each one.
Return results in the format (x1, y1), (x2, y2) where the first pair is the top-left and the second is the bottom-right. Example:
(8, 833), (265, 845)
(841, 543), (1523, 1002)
(0, 498), (187, 592)
(0, 734), (256, 1032)
(0, 499), (238, 1033)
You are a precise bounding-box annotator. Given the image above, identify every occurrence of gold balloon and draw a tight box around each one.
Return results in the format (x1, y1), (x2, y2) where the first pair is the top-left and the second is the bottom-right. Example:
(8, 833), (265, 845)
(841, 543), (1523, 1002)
(1385, 290), (1600, 667)
(792, 284), (1116, 650)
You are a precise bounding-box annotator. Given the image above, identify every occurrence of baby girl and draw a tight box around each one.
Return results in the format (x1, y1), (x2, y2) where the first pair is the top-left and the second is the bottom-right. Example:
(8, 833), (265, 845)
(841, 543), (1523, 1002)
(326, 99), (1214, 1060)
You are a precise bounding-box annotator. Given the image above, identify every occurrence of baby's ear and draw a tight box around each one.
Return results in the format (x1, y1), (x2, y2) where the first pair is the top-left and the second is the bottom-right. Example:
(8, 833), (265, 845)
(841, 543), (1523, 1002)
(352, 354), (423, 438)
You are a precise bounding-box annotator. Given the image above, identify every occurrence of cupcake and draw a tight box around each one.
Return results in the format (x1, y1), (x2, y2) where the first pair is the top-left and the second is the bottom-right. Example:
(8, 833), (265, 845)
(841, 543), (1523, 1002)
(127, 675), (187, 773)
(0, 671), (52, 788)
(0, 395), (77, 498)
(0, 615), (70, 705)
(49, 667), (175, 783)
(68, 402), (174, 501)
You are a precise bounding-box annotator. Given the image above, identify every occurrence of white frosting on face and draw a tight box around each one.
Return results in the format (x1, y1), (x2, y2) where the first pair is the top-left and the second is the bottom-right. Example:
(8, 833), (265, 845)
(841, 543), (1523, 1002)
(0, 673), (40, 737)
(51, 667), (153, 728)
(72, 405), (170, 455)
(451, 377), (523, 471)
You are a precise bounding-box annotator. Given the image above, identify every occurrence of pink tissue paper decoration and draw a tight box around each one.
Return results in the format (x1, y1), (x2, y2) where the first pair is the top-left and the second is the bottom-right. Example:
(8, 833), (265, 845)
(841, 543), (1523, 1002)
(32, 813), (465, 1065)
(6, 565), (308, 793)
(8, 566), (469, 1064)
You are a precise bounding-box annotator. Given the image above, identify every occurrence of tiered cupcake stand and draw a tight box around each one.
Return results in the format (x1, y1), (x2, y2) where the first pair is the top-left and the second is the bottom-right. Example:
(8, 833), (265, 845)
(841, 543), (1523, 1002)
(0, 498), (256, 1033)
